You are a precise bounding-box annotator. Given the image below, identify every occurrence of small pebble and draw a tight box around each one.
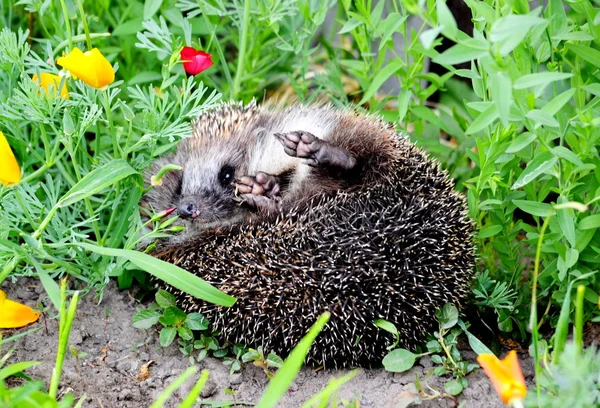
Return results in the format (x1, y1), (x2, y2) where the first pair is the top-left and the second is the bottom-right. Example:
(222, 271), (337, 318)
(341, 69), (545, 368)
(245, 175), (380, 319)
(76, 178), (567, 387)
(69, 330), (83, 345)
(118, 388), (132, 401)
(200, 378), (217, 398)
(419, 355), (433, 369)
(360, 397), (373, 406)
(229, 373), (243, 386)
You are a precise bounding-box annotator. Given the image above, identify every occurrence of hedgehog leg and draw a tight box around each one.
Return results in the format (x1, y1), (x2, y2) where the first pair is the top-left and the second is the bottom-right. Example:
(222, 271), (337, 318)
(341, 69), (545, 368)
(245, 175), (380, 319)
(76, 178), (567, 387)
(274, 131), (357, 170)
(235, 172), (281, 212)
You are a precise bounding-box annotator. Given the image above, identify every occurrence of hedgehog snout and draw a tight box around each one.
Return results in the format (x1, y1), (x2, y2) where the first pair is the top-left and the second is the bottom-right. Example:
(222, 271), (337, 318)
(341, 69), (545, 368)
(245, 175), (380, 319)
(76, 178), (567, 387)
(178, 202), (200, 219)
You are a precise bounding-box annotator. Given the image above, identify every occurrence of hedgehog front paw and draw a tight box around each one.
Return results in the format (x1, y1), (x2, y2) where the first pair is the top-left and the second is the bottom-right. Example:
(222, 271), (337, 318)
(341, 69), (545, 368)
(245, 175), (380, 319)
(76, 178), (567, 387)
(274, 131), (357, 170)
(235, 172), (281, 212)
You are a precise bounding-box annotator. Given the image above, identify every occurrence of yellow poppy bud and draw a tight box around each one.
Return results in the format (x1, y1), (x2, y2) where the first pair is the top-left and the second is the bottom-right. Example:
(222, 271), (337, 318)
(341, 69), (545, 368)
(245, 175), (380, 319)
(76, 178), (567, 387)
(0, 289), (40, 329)
(57, 48), (115, 89)
(0, 131), (20, 186)
(32, 72), (69, 99)
(477, 350), (527, 405)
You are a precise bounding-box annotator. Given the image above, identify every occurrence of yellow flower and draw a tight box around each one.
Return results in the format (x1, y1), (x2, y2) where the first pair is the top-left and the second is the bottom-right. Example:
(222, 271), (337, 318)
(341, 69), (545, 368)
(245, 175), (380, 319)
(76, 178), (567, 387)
(32, 72), (69, 99)
(477, 350), (527, 405)
(0, 131), (20, 186)
(0, 289), (40, 329)
(56, 48), (115, 89)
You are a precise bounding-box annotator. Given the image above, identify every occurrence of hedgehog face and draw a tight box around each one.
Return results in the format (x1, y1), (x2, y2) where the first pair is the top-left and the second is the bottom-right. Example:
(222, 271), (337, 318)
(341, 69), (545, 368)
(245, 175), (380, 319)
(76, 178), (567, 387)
(142, 138), (250, 240)
(174, 138), (248, 227)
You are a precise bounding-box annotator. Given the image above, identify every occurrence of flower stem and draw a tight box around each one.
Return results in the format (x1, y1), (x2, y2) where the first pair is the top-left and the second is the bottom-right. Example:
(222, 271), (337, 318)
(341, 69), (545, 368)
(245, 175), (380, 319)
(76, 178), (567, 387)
(58, 0), (73, 52)
(232, 0), (251, 99)
(530, 214), (552, 400)
(574, 284), (585, 353)
(102, 90), (119, 157)
(75, 0), (93, 50)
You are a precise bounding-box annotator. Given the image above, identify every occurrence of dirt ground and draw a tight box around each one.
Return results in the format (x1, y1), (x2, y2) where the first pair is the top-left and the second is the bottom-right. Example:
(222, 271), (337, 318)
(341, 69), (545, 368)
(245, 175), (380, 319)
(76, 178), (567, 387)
(2, 278), (533, 407)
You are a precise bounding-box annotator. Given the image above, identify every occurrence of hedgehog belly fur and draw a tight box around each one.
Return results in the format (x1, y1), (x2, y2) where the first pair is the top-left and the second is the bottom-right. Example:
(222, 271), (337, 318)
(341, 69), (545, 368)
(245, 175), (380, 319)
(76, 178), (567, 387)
(150, 133), (476, 368)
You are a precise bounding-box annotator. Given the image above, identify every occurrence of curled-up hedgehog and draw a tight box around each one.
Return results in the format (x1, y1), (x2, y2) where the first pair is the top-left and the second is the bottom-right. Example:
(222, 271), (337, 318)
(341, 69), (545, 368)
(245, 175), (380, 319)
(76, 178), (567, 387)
(142, 100), (475, 368)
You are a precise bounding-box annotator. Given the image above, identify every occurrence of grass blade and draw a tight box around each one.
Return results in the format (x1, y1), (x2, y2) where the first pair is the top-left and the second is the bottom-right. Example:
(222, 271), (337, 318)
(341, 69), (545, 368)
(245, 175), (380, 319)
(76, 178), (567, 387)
(150, 366), (197, 408)
(78, 243), (236, 307)
(256, 312), (330, 408)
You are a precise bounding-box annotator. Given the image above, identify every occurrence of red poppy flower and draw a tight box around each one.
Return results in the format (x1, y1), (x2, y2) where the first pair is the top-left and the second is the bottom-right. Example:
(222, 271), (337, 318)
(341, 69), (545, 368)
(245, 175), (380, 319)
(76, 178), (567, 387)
(180, 46), (214, 76)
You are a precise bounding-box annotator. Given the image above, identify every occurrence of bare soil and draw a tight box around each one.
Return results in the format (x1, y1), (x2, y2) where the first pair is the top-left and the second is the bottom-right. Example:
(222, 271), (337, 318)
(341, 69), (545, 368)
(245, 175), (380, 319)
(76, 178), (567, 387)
(3, 278), (534, 407)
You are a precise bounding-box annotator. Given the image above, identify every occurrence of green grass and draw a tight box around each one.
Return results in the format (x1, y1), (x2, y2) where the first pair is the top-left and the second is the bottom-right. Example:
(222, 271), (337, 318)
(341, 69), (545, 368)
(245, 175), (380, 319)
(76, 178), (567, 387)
(1, 0), (600, 406)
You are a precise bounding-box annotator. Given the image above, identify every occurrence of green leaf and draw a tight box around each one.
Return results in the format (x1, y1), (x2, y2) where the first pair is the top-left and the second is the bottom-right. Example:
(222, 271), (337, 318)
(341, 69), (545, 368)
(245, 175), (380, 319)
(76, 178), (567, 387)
(374, 318), (399, 349)
(107, 176), (144, 250)
(186, 313), (209, 331)
(379, 13), (407, 50)
(579, 214), (600, 230)
(490, 15), (546, 55)
(382, 349), (418, 372)
(567, 43), (600, 69)
(31, 259), (61, 313)
(160, 306), (187, 326)
(513, 200), (552, 217)
(454, 69), (481, 79)
(397, 89), (411, 124)
(256, 312), (330, 408)
(266, 353), (284, 368)
(358, 59), (404, 104)
(144, 0), (163, 20)
(78, 243), (236, 307)
(583, 84), (600, 96)
(156, 290), (177, 308)
(437, 304), (459, 330)
(512, 151), (557, 189)
(128, 71), (163, 85)
(552, 32), (595, 41)
(58, 159), (137, 207)
(444, 380), (463, 396)
(420, 26), (444, 50)
(411, 105), (452, 135)
(466, 104), (498, 135)
(177, 326), (193, 341)
(0, 362), (40, 381)
(490, 72), (512, 125)
(526, 110), (559, 128)
(552, 146), (585, 167)
(552, 146), (585, 168)
(478, 225), (503, 239)
(557, 203), (576, 247)
(433, 43), (488, 66)
(513, 72), (573, 89)
(426, 340), (443, 353)
(457, 321), (493, 355)
(542, 89), (576, 116)
(437, 0), (458, 39)
(160, 327), (177, 347)
(133, 309), (161, 329)
(506, 132), (537, 153)
(338, 17), (363, 34)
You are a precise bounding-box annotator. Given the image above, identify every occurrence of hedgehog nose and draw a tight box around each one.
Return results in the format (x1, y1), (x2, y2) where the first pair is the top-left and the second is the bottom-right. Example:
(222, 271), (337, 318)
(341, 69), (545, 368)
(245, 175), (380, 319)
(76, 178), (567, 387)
(178, 202), (197, 219)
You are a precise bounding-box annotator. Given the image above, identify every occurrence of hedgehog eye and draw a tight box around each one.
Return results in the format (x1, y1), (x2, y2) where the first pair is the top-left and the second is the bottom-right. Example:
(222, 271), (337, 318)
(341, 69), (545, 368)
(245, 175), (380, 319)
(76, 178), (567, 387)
(218, 165), (235, 187)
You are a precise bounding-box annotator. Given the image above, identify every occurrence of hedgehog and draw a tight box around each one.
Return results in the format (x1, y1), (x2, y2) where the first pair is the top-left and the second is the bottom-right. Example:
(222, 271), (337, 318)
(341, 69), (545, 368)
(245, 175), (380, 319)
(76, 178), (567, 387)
(142, 100), (475, 368)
